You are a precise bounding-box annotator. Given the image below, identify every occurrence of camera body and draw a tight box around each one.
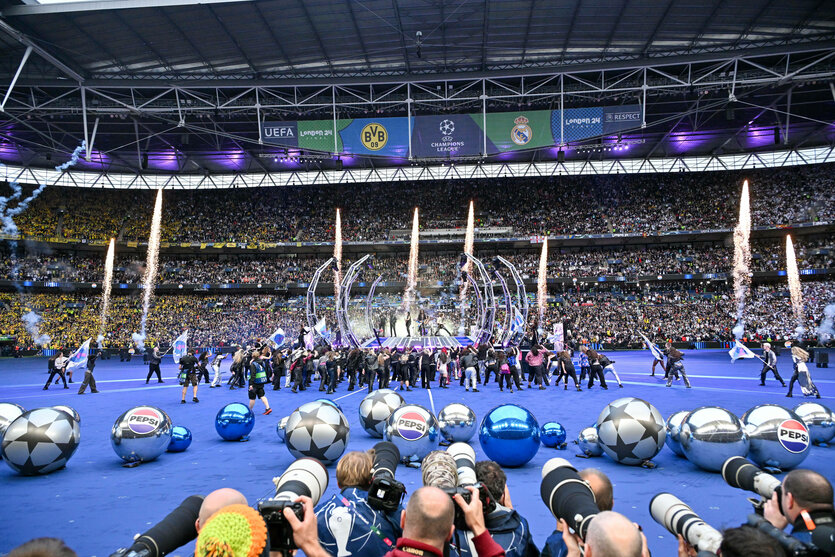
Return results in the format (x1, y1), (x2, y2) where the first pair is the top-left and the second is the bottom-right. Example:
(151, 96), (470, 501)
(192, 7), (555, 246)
(258, 499), (305, 552)
(442, 483), (495, 531)
(368, 474), (407, 513)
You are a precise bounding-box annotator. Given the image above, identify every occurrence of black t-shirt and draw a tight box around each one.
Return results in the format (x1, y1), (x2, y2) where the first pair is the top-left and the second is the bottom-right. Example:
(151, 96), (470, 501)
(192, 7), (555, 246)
(179, 354), (198, 371)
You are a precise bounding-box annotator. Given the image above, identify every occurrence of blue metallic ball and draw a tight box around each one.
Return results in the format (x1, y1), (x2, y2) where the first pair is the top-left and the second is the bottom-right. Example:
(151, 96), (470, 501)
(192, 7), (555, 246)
(479, 404), (540, 467)
(167, 426), (193, 452)
(540, 422), (567, 448)
(215, 403), (255, 441)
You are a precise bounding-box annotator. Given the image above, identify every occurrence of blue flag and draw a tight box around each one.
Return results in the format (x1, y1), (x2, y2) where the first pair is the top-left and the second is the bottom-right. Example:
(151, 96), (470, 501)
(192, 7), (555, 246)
(66, 338), (91, 371)
(269, 327), (286, 347)
(172, 330), (188, 364)
(314, 318), (331, 342)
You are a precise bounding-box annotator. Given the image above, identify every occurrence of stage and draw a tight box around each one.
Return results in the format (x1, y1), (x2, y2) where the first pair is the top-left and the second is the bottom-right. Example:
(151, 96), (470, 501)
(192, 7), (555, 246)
(0, 349), (833, 556)
(362, 335), (474, 349)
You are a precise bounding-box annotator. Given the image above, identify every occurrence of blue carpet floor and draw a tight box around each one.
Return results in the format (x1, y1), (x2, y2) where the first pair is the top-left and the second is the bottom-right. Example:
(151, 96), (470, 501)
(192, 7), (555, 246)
(0, 350), (833, 557)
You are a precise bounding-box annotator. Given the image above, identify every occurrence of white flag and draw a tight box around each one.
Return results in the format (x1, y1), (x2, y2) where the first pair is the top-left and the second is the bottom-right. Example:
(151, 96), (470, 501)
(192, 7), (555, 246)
(172, 330), (188, 364)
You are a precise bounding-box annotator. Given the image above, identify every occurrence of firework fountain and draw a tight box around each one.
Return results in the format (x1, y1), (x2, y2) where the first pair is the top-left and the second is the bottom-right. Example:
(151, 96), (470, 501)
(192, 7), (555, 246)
(334, 209), (342, 300)
(404, 207), (420, 313)
(132, 189), (163, 350)
(98, 238), (115, 347)
(459, 200), (475, 330)
(731, 180), (752, 339)
(537, 237), (548, 324)
(785, 235), (805, 337)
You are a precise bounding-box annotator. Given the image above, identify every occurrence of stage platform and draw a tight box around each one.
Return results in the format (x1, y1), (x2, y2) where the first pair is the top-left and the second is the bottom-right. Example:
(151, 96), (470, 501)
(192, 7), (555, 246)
(0, 349), (833, 556)
(362, 335), (474, 349)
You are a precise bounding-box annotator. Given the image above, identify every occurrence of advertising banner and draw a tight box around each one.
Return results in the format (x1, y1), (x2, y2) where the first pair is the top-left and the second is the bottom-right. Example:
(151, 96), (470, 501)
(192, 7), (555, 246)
(482, 109), (553, 152)
(336, 117), (410, 157)
(411, 114), (483, 157)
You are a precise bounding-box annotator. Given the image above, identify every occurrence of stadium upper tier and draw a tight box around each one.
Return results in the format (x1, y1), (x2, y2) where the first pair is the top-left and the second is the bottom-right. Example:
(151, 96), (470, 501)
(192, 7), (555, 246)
(6, 164), (833, 244)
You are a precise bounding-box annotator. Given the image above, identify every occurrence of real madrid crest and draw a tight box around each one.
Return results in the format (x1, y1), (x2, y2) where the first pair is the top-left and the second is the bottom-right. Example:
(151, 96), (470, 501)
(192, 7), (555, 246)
(511, 115), (532, 146)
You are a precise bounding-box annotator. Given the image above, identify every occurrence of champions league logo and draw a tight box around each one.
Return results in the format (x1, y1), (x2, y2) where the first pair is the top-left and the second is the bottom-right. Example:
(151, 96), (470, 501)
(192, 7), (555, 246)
(511, 115), (532, 146)
(439, 119), (455, 136)
(778, 419), (810, 453)
(396, 412), (428, 441)
(126, 407), (164, 435)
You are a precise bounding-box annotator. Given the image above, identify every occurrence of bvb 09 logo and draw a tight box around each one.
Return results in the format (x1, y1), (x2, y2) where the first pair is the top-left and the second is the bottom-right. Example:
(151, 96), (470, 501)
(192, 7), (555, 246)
(361, 123), (388, 151)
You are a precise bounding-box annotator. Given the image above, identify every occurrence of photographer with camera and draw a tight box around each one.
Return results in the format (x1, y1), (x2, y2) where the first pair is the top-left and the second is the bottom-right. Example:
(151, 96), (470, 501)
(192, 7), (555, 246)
(541, 468), (613, 557)
(475, 461), (539, 557)
(315, 448), (404, 556)
(763, 469), (835, 549)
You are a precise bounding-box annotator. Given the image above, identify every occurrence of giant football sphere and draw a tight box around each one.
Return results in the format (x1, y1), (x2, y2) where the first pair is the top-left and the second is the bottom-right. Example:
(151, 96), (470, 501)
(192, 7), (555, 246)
(679, 407), (749, 472)
(359, 389), (404, 438)
(2, 407), (81, 475)
(53, 405), (81, 424)
(479, 404), (540, 467)
(577, 427), (603, 457)
(386, 404), (439, 463)
(793, 402), (835, 445)
(665, 410), (690, 457)
(285, 401), (350, 465)
(742, 404), (810, 470)
(596, 397), (666, 466)
(0, 403), (25, 438)
(438, 403), (477, 443)
(111, 406), (172, 464)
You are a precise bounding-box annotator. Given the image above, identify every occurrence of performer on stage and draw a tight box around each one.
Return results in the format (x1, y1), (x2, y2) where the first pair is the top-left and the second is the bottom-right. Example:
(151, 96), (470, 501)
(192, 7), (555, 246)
(209, 352), (227, 388)
(405, 312), (412, 336)
(77, 350), (99, 394)
(506, 345), (524, 390)
(389, 308), (398, 336)
(599, 353), (624, 388)
(179, 349), (200, 403)
(496, 349), (514, 393)
(525, 345), (548, 389)
(787, 345), (821, 398)
(270, 350), (285, 391)
(578, 348), (590, 383)
(197, 351), (210, 384)
(146, 345), (163, 384)
(228, 347), (245, 389)
(437, 348), (450, 388)
(418, 308), (428, 336)
(555, 350), (582, 391)
(582, 346), (608, 390)
(759, 343), (786, 387)
(43, 349), (69, 390)
(663, 342), (691, 388)
(364, 348), (380, 393)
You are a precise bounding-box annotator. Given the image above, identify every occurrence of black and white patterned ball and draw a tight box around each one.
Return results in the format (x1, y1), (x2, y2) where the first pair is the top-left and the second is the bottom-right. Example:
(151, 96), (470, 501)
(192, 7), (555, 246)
(358, 389), (405, 438)
(596, 397), (666, 466)
(1, 407), (81, 475)
(285, 401), (350, 465)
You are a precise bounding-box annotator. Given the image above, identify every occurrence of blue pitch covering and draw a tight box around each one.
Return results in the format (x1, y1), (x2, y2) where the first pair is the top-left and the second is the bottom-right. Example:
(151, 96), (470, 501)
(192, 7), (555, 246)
(0, 349), (832, 556)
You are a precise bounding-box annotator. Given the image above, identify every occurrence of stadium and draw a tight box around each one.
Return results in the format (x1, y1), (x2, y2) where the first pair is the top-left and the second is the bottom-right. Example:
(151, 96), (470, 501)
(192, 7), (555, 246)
(0, 0), (833, 555)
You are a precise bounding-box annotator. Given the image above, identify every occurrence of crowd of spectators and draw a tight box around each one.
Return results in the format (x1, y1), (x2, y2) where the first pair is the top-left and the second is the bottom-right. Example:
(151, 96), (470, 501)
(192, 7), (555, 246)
(5, 164), (833, 243)
(0, 236), (831, 285)
(1, 278), (832, 349)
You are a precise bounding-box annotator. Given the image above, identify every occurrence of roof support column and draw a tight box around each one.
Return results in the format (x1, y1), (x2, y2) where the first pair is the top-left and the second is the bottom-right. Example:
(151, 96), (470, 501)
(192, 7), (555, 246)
(1, 45), (32, 112)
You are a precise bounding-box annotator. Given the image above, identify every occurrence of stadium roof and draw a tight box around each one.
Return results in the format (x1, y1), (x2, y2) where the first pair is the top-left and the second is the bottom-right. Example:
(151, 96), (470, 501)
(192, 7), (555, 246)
(0, 0), (832, 177)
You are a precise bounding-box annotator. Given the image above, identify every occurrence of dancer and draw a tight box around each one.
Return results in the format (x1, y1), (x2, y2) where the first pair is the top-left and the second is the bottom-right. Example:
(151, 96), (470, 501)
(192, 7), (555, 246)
(460, 346), (479, 392)
(497, 349), (513, 393)
(599, 353), (624, 388)
(197, 351), (210, 384)
(506, 345), (524, 390)
(664, 342), (691, 388)
(787, 345), (821, 398)
(418, 308), (428, 336)
(228, 346), (245, 389)
(555, 350), (582, 391)
(179, 349), (200, 403)
(77, 350), (99, 394)
(525, 345), (548, 389)
(437, 348), (450, 388)
(759, 343), (786, 387)
(146, 345), (163, 384)
(405, 312), (412, 336)
(582, 346), (608, 390)
(418, 347), (432, 389)
(397, 349), (412, 391)
(364, 348), (379, 393)
(346, 347), (362, 391)
(248, 350), (272, 415)
(578, 348), (590, 383)
(389, 308), (398, 336)
(377, 349), (390, 390)
(44, 349), (69, 390)
(209, 352), (227, 388)
(650, 354), (665, 377)
(271, 350), (285, 391)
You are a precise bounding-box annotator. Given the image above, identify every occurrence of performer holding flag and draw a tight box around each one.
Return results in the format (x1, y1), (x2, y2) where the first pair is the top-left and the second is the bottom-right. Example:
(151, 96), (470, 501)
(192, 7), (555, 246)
(759, 343), (786, 387)
(639, 332), (666, 377)
(73, 339), (100, 394)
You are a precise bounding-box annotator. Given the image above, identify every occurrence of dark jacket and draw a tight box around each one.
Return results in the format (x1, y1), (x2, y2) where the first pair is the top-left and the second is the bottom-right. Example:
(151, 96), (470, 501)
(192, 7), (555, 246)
(484, 506), (539, 557)
(316, 487), (403, 556)
(179, 353), (198, 371)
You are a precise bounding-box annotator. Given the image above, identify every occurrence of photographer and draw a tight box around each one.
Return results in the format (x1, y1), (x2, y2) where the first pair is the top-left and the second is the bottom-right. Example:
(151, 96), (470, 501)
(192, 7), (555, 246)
(475, 461), (539, 557)
(763, 469), (834, 547)
(541, 469), (613, 557)
(315, 450), (403, 556)
(557, 511), (643, 557)
(387, 486), (506, 557)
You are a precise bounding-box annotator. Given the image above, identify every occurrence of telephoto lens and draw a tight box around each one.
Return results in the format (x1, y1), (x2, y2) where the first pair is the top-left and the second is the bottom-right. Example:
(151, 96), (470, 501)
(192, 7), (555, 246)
(721, 456), (783, 513)
(447, 442), (477, 486)
(109, 495), (204, 557)
(368, 441), (407, 513)
(649, 493), (723, 554)
(260, 458), (329, 552)
(540, 458), (600, 541)
(746, 514), (816, 556)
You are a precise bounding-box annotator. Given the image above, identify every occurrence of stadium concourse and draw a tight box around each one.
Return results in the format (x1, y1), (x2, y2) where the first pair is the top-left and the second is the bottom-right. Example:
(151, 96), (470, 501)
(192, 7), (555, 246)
(0, 0), (834, 555)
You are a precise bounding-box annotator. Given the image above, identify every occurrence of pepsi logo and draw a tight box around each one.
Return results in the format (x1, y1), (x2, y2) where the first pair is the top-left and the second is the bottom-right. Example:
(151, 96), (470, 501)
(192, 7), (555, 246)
(396, 411), (427, 441)
(778, 419), (809, 454)
(127, 407), (163, 435)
